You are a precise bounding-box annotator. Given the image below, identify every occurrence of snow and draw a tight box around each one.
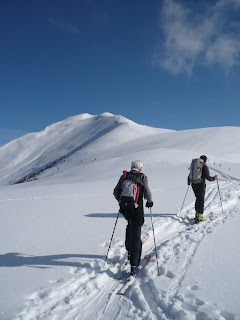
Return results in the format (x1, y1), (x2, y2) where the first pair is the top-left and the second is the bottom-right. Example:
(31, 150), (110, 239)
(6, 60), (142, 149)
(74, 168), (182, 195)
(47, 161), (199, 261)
(0, 113), (240, 320)
(180, 210), (240, 317)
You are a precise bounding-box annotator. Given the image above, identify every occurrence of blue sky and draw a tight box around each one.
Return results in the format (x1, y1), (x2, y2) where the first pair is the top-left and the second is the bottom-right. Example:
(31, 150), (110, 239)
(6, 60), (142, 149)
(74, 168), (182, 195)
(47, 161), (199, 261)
(1, 0), (240, 145)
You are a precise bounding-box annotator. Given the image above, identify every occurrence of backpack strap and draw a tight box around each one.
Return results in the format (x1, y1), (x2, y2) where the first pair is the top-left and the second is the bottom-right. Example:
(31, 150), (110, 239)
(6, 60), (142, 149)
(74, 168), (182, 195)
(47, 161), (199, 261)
(122, 170), (127, 181)
(134, 182), (140, 203)
(118, 171), (128, 201)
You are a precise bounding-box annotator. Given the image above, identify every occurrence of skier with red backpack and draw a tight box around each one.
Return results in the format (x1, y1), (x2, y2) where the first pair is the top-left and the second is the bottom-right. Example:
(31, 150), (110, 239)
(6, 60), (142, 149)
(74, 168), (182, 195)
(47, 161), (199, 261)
(113, 160), (153, 276)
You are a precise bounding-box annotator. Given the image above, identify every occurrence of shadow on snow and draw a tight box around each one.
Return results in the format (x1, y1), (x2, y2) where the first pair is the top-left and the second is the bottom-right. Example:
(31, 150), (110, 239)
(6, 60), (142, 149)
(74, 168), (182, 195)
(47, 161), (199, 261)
(0, 252), (105, 268)
(0, 252), (129, 278)
(85, 213), (177, 218)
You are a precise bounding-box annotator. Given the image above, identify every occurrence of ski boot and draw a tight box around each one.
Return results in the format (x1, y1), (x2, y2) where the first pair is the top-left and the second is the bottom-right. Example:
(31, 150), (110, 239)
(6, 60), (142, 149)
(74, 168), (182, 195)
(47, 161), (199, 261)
(130, 266), (139, 277)
(196, 213), (204, 222)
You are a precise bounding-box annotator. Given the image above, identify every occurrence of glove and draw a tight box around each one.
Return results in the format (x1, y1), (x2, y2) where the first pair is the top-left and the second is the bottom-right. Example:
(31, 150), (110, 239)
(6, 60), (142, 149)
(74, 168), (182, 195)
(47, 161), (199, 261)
(146, 201), (153, 208)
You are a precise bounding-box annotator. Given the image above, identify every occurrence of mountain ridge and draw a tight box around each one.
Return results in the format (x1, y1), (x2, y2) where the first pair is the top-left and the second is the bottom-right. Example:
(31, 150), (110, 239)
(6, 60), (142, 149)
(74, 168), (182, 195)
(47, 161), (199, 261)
(0, 113), (240, 185)
(0, 113), (171, 184)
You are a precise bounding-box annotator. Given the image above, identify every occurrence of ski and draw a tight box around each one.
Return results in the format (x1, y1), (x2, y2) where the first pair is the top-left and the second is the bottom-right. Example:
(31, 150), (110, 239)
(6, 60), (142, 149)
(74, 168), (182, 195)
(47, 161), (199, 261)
(141, 231), (150, 245)
(114, 232), (149, 280)
(117, 255), (151, 295)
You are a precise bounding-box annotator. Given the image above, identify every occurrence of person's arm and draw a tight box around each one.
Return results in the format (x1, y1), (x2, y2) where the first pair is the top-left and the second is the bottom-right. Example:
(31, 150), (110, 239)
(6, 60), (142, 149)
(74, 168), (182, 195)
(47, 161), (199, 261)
(142, 175), (153, 207)
(203, 165), (218, 181)
(142, 176), (152, 201)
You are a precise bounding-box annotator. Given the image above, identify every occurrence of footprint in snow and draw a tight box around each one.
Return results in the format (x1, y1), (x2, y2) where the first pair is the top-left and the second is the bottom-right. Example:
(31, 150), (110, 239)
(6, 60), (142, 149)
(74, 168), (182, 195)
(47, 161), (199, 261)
(191, 284), (199, 291)
(165, 270), (175, 279)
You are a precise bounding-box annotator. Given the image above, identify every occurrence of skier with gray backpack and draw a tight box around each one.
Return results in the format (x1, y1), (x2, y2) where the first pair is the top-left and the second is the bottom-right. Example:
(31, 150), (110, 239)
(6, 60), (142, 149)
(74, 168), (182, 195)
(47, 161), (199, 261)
(188, 155), (218, 222)
(113, 160), (153, 276)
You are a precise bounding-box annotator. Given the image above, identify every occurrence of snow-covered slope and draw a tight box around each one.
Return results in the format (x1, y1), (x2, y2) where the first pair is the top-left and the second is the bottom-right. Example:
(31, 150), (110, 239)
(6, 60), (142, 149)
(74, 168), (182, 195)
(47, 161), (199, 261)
(1, 112), (240, 186)
(0, 114), (240, 320)
(0, 113), (171, 185)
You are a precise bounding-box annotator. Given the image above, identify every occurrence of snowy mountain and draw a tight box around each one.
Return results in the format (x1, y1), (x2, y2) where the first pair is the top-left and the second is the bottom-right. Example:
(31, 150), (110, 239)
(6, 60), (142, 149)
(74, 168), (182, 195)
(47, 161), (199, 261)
(1, 112), (240, 186)
(0, 112), (171, 185)
(0, 113), (240, 320)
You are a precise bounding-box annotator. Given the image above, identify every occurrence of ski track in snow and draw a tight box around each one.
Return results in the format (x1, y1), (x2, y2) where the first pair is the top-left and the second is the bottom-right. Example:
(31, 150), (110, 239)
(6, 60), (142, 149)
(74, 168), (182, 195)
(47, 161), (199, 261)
(14, 172), (240, 320)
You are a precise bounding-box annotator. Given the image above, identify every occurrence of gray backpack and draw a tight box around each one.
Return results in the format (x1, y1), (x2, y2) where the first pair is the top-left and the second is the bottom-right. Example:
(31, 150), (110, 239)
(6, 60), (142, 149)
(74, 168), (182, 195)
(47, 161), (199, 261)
(188, 158), (204, 184)
(119, 171), (141, 205)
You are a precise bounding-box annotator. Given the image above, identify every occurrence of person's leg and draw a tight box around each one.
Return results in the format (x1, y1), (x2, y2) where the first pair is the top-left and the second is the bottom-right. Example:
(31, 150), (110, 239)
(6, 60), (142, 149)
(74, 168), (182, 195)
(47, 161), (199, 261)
(192, 184), (205, 221)
(192, 184), (199, 219)
(125, 223), (133, 259)
(197, 184), (206, 214)
(125, 223), (142, 267)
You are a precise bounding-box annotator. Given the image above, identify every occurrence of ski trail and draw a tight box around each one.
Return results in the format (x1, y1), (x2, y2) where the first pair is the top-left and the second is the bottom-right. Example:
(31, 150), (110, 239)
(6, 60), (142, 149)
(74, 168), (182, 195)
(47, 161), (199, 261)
(14, 217), (195, 320)
(14, 173), (240, 320)
(135, 176), (240, 320)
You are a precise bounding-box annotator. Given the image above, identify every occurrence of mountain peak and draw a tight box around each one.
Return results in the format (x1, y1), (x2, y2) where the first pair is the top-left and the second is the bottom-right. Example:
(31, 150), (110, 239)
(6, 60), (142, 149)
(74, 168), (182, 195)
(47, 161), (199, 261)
(0, 113), (169, 184)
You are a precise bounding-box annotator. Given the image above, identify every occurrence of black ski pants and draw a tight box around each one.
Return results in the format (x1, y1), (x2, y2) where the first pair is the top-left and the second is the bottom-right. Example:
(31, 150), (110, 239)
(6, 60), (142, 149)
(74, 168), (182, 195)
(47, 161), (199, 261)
(192, 183), (206, 214)
(125, 222), (142, 267)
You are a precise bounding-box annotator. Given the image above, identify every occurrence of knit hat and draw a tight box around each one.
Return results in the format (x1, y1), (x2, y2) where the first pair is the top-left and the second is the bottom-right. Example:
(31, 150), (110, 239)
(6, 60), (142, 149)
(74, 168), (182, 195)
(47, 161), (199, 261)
(200, 155), (207, 162)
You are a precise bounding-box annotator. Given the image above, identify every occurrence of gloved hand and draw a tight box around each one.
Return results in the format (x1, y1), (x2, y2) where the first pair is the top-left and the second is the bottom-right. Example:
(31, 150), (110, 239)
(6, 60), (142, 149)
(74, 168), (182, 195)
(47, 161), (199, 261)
(146, 201), (153, 208)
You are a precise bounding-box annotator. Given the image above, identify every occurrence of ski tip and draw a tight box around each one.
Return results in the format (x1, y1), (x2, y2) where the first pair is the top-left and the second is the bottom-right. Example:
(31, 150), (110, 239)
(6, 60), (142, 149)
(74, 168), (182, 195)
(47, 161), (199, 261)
(143, 255), (151, 262)
(141, 232), (149, 244)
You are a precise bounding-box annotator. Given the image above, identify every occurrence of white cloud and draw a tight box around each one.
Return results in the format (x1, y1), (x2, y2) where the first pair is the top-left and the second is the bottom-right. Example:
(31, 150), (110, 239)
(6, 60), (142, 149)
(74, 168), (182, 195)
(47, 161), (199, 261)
(49, 18), (80, 35)
(206, 36), (240, 72)
(154, 0), (240, 75)
(217, 0), (240, 9)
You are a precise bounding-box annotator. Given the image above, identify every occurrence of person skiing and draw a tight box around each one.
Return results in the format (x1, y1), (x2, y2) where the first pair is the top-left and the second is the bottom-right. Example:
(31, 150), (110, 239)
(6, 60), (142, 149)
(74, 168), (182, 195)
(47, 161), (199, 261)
(188, 155), (218, 222)
(113, 160), (153, 276)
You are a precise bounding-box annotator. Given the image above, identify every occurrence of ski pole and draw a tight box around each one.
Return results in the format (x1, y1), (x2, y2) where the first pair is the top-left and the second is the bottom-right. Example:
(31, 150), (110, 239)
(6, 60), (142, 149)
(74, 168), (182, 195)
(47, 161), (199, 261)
(179, 185), (190, 217)
(103, 211), (120, 269)
(216, 179), (224, 213)
(150, 208), (160, 276)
